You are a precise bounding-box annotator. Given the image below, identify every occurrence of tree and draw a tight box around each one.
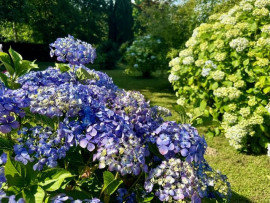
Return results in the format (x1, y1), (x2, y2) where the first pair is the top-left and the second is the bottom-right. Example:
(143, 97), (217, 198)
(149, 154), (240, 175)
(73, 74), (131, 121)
(70, 0), (108, 44)
(108, 0), (134, 45)
(0, 0), (28, 42)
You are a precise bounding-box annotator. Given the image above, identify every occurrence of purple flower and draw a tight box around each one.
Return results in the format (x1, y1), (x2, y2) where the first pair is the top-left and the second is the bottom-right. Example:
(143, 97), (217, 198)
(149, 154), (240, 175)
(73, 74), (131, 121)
(0, 116), (19, 133)
(0, 153), (7, 165)
(50, 35), (96, 65)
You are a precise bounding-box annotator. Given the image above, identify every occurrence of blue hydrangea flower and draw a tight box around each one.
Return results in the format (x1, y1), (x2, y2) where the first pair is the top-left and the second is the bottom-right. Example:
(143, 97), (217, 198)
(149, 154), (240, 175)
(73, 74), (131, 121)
(50, 35), (96, 65)
(151, 122), (207, 163)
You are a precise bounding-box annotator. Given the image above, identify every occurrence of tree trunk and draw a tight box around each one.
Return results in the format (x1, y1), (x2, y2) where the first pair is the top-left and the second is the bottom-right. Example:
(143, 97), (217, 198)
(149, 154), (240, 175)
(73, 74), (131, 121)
(12, 22), (18, 42)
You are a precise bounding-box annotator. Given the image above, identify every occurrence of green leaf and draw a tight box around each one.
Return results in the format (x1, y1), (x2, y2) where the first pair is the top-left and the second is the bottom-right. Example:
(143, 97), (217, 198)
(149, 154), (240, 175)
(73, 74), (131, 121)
(23, 185), (45, 203)
(7, 80), (21, 90)
(0, 52), (14, 76)
(102, 171), (123, 196)
(139, 194), (154, 202)
(222, 81), (233, 87)
(199, 100), (207, 111)
(263, 87), (270, 94)
(0, 72), (9, 87)
(55, 63), (70, 73)
(243, 59), (249, 66)
(24, 108), (56, 129)
(250, 22), (257, 31)
(16, 60), (38, 77)
(39, 168), (74, 192)
(103, 171), (115, 189)
(232, 60), (240, 67)
(76, 67), (99, 81)
(0, 137), (14, 151)
(9, 47), (22, 72)
(211, 82), (218, 90)
(105, 179), (123, 195)
(5, 153), (27, 188)
(173, 105), (190, 124)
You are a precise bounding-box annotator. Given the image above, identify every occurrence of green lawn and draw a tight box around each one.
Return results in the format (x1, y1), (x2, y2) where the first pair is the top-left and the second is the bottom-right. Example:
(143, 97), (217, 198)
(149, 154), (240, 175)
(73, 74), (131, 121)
(38, 63), (270, 202)
(101, 68), (270, 203)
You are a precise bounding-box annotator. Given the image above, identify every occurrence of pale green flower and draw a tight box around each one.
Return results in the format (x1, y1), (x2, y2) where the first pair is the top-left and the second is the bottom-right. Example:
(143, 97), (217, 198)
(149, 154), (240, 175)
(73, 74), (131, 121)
(248, 96), (257, 106)
(256, 37), (270, 47)
(223, 112), (238, 124)
(252, 7), (269, 16)
(213, 87), (241, 100)
(200, 42), (208, 51)
(169, 57), (180, 67)
(185, 37), (198, 48)
(177, 97), (186, 106)
(195, 59), (205, 67)
(214, 40), (225, 49)
(229, 37), (249, 52)
(239, 107), (250, 117)
(228, 104), (237, 111)
(182, 56), (195, 65)
(254, 0), (270, 8)
(227, 75), (238, 83)
(214, 53), (227, 62)
(261, 24), (270, 33)
(179, 49), (193, 57)
(242, 3), (253, 11)
(255, 106), (267, 115)
(234, 80), (245, 88)
(248, 114), (264, 125)
(235, 22), (249, 30)
(254, 57), (269, 67)
(211, 70), (225, 81)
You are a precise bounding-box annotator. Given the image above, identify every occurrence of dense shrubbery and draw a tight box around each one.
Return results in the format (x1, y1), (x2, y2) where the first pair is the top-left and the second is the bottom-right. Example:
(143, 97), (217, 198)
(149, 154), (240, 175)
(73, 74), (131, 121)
(0, 36), (231, 202)
(124, 35), (169, 77)
(169, 0), (270, 153)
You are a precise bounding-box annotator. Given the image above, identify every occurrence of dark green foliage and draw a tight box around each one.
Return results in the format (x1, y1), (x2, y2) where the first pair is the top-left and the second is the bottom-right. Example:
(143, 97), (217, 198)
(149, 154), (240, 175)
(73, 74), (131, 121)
(95, 40), (121, 69)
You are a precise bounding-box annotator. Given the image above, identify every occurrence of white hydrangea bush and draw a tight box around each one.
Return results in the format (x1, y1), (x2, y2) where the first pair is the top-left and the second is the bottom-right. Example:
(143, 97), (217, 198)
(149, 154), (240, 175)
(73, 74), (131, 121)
(169, 0), (270, 153)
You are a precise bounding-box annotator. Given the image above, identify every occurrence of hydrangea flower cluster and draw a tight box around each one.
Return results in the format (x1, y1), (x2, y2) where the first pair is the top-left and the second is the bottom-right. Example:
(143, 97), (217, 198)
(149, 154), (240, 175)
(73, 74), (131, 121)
(169, 0), (270, 153)
(0, 36), (231, 202)
(150, 122), (206, 163)
(51, 194), (101, 203)
(0, 86), (28, 133)
(144, 158), (230, 202)
(50, 35), (96, 65)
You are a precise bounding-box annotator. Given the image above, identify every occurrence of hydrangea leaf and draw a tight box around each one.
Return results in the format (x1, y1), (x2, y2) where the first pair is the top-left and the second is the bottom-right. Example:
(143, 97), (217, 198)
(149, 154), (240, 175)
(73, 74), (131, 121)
(5, 153), (27, 188)
(16, 60), (38, 77)
(104, 179), (123, 195)
(0, 137), (14, 151)
(0, 72), (9, 87)
(55, 63), (70, 73)
(0, 52), (14, 76)
(38, 168), (74, 192)
(102, 171), (123, 196)
(8, 47), (23, 74)
(22, 185), (45, 203)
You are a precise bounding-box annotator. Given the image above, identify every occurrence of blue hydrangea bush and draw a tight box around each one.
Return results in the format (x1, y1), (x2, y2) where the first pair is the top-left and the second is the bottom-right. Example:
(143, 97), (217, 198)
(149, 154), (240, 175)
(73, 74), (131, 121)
(169, 0), (270, 153)
(0, 36), (230, 203)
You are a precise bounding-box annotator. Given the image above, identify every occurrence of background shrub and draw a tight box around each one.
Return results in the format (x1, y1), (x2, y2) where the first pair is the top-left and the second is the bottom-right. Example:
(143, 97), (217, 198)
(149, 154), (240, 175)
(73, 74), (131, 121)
(169, 0), (270, 153)
(124, 35), (169, 77)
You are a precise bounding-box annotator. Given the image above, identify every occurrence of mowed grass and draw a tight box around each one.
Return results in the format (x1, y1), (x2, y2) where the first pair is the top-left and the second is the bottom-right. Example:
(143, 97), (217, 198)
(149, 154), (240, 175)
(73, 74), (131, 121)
(38, 62), (270, 202)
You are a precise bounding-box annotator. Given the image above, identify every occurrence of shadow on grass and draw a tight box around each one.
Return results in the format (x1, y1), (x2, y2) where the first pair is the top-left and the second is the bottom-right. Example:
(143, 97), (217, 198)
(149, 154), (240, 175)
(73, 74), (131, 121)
(230, 191), (252, 203)
(202, 191), (252, 203)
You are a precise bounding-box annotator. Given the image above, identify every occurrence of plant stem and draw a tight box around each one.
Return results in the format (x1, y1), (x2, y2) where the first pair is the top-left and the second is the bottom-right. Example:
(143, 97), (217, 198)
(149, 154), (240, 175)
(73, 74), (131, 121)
(127, 172), (143, 193)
